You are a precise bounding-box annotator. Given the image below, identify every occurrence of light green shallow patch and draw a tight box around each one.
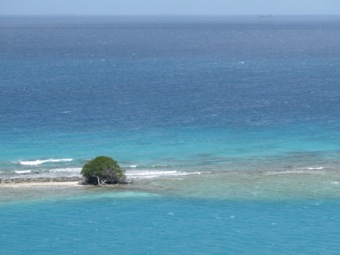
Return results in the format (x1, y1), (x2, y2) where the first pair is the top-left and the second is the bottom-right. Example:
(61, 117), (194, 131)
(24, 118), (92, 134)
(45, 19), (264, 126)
(131, 169), (340, 201)
(1, 168), (340, 204)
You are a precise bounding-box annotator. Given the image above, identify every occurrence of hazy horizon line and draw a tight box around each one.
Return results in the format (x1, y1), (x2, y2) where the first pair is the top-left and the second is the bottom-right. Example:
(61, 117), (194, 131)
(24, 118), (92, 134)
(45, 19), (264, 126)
(1, 14), (340, 17)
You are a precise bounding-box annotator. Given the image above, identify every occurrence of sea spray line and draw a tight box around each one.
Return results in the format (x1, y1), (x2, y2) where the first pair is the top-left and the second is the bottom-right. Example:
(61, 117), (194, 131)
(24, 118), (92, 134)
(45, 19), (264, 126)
(306, 167), (324, 170)
(264, 170), (326, 175)
(15, 170), (32, 174)
(125, 170), (202, 179)
(49, 168), (82, 173)
(19, 158), (73, 166)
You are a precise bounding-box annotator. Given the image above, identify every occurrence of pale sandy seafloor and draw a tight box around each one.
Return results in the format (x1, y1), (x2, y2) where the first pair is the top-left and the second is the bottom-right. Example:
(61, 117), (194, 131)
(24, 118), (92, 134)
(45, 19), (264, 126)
(1, 168), (340, 203)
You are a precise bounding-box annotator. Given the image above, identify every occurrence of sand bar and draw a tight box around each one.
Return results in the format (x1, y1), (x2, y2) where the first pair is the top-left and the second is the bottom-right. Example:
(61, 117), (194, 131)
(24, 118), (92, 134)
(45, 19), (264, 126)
(0, 181), (83, 188)
(0, 175), (84, 188)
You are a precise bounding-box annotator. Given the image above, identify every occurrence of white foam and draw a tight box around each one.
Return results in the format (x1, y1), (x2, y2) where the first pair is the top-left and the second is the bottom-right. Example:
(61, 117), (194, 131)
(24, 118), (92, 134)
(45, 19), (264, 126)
(126, 170), (201, 179)
(266, 170), (305, 175)
(306, 167), (324, 170)
(129, 165), (138, 168)
(15, 170), (32, 174)
(49, 168), (81, 173)
(265, 170), (325, 176)
(19, 158), (73, 166)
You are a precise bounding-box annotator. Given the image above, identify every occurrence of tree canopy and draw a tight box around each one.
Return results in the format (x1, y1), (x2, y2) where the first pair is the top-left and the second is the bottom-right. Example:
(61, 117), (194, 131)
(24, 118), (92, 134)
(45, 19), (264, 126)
(81, 156), (126, 185)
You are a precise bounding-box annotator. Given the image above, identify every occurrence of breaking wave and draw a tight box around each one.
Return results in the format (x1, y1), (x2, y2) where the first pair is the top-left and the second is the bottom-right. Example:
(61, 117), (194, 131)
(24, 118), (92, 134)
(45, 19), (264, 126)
(19, 158), (73, 166)
(306, 167), (324, 170)
(265, 170), (325, 176)
(49, 168), (82, 173)
(126, 170), (201, 179)
(15, 170), (32, 174)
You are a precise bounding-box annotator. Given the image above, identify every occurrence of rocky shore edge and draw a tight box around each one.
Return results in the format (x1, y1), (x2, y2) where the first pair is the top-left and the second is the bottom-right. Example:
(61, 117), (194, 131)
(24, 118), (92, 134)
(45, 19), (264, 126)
(0, 176), (84, 184)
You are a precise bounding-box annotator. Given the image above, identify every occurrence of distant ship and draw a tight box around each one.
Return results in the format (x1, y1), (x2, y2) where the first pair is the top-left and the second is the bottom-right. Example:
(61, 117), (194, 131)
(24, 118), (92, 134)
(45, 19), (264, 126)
(258, 14), (273, 18)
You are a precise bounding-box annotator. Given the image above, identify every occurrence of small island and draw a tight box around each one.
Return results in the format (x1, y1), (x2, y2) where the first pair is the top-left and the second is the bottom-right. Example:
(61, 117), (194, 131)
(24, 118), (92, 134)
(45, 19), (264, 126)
(81, 156), (128, 185)
(0, 156), (129, 187)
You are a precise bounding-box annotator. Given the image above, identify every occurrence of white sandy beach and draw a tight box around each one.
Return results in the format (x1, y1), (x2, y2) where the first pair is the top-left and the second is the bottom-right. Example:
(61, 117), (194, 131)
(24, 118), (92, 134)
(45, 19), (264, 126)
(0, 181), (83, 188)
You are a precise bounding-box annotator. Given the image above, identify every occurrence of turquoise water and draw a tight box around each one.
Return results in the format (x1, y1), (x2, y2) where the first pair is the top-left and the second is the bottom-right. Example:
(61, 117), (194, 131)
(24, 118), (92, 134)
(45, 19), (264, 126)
(1, 194), (340, 254)
(2, 125), (340, 173)
(1, 16), (340, 254)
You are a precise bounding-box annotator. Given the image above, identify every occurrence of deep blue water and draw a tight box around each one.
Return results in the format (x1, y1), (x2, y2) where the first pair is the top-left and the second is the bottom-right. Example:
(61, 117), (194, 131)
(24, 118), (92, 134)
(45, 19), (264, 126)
(1, 16), (340, 254)
(1, 17), (340, 165)
(1, 16), (340, 171)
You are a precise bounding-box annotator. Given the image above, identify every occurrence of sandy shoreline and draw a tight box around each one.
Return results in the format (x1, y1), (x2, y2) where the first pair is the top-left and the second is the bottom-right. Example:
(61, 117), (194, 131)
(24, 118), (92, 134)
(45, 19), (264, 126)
(0, 181), (83, 188)
(0, 175), (85, 188)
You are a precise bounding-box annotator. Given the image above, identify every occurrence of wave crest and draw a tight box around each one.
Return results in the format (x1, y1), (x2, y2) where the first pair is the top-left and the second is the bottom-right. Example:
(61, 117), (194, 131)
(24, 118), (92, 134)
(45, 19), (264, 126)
(19, 158), (73, 166)
(126, 170), (201, 179)
(49, 168), (82, 173)
(15, 170), (32, 174)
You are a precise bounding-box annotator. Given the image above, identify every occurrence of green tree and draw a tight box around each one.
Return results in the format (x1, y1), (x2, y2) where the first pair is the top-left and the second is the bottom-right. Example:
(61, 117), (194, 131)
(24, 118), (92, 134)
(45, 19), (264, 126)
(81, 156), (126, 185)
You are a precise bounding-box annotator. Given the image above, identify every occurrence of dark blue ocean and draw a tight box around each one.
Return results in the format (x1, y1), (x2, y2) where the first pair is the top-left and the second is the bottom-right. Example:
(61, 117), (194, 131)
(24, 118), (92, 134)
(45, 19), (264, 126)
(1, 16), (340, 254)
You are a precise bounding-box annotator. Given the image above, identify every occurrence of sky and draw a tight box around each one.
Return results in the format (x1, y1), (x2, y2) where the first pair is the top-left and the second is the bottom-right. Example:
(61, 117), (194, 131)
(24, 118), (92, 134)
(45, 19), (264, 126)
(0, 0), (339, 15)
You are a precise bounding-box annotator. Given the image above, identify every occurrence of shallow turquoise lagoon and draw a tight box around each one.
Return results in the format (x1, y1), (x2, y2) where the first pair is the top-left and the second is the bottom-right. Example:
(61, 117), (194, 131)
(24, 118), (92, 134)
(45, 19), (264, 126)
(1, 193), (339, 255)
